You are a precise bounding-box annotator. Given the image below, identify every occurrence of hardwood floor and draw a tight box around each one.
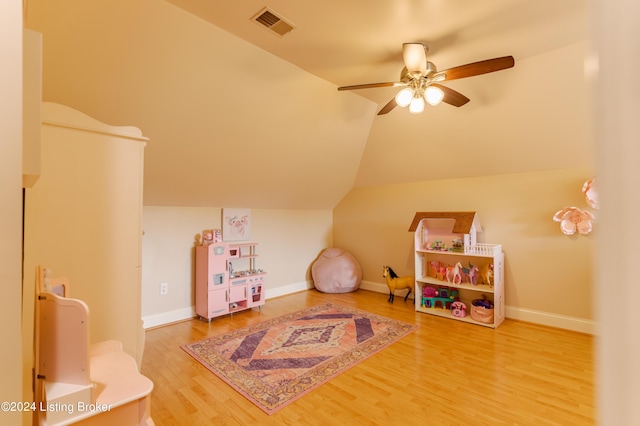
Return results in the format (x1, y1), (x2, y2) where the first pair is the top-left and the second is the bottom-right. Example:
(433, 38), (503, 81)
(141, 289), (595, 425)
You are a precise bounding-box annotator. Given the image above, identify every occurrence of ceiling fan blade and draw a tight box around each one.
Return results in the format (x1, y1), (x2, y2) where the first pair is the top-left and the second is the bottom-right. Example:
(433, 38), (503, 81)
(337, 81), (399, 91)
(377, 98), (397, 115)
(402, 43), (428, 74)
(433, 56), (514, 81)
(431, 83), (470, 107)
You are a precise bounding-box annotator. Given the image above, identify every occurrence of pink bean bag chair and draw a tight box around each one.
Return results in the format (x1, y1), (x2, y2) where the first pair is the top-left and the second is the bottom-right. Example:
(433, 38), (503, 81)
(312, 248), (362, 293)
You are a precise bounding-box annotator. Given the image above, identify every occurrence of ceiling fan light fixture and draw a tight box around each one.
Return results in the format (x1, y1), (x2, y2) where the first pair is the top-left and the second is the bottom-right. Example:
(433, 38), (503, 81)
(395, 88), (413, 107)
(425, 86), (444, 106)
(409, 94), (425, 114)
(402, 43), (428, 74)
(338, 43), (515, 116)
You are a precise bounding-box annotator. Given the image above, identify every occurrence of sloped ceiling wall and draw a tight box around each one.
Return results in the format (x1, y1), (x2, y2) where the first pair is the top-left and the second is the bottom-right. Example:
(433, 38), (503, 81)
(25, 0), (376, 209)
(24, 0), (592, 209)
(355, 42), (594, 187)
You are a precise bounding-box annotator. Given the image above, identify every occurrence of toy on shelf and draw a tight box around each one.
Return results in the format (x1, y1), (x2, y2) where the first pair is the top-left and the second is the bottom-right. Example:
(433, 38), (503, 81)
(201, 229), (222, 246)
(446, 261), (463, 284)
(421, 286), (460, 309)
(429, 260), (482, 285)
(451, 301), (467, 318)
(430, 240), (446, 251)
(202, 230), (214, 246)
(478, 264), (494, 286)
(461, 262), (479, 285)
(471, 295), (494, 323)
(423, 286), (437, 299)
(429, 260), (446, 281)
(382, 265), (413, 303)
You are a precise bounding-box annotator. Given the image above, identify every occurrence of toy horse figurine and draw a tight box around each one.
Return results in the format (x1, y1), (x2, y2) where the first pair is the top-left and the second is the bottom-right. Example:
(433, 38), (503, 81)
(461, 262), (479, 285)
(429, 260), (446, 281)
(382, 265), (413, 303)
(429, 261), (441, 279)
(479, 263), (494, 286)
(446, 262), (463, 284)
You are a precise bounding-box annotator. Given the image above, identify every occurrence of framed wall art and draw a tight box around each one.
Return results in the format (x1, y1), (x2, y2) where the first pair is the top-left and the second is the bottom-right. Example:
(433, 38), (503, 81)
(222, 208), (251, 241)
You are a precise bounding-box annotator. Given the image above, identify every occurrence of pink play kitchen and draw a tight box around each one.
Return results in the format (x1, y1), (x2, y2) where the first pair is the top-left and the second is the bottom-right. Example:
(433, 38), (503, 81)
(195, 239), (265, 321)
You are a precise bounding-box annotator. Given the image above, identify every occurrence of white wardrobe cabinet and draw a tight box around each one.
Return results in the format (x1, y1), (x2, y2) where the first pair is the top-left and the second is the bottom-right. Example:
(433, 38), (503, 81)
(24, 102), (148, 366)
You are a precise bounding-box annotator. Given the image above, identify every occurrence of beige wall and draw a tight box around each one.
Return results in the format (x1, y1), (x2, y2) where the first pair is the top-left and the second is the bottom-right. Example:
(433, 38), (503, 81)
(142, 169), (594, 332)
(9, 0), (640, 422)
(333, 168), (595, 331)
(1, 1), (24, 423)
(24, 0), (375, 210)
(141, 206), (332, 327)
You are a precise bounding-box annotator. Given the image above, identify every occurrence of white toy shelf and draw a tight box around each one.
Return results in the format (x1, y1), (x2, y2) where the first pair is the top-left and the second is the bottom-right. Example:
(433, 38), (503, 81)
(408, 212), (505, 328)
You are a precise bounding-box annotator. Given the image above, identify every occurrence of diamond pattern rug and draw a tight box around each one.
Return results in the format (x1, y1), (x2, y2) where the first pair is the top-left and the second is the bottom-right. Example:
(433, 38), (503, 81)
(182, 303), (418, 414)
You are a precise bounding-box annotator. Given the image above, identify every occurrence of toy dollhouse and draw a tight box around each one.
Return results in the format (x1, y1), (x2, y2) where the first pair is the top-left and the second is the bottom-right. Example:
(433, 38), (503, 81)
(409, 212), (505, 328)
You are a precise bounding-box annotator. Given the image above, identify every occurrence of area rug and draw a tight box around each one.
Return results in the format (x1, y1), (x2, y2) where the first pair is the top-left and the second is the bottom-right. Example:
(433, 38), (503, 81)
(181, 303), (418, 414)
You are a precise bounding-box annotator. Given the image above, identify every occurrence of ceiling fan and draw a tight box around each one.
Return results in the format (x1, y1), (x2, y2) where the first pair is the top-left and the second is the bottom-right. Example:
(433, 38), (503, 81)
(338, 43), (514, 115)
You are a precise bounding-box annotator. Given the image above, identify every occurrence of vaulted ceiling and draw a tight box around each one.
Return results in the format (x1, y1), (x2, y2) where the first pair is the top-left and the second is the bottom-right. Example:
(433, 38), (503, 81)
(25, 0), (592, 210)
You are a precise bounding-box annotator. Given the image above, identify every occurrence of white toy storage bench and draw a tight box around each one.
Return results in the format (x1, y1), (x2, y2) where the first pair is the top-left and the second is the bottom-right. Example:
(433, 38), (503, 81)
(34, 267), (154, 425)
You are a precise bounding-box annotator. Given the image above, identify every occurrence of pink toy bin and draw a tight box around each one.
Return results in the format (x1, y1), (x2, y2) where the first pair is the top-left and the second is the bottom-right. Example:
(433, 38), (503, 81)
(470, 297), (494, 323)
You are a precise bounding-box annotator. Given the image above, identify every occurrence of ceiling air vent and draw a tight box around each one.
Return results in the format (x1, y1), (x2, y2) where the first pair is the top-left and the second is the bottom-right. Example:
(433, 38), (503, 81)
(252, 7), (295, 36)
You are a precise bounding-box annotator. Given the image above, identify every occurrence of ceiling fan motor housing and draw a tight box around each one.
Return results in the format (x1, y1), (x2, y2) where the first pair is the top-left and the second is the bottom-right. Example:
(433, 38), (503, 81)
(425, 61), (437, 76)
(401, 61), (437, 82)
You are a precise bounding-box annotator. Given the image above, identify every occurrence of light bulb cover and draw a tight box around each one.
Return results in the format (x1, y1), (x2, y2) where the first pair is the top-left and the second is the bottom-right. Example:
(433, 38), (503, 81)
(395, 88), (413, 107)
(409, 95), (425, 114)
(402, 43), (428, 74)
(425, 86), (444, 106)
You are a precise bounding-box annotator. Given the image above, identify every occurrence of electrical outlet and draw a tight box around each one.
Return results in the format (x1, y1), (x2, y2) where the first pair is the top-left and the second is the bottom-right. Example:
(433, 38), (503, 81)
(160, 282), (168, 295)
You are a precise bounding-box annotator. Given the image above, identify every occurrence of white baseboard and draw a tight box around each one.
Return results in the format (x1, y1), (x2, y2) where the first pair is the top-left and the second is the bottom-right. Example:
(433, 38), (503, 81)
(359, 280), (414, 298)
(360, 280), (594, 334)
(504, 306), (595, 334)
(265, 280), (314, 299)
(142, 282), (314, 329)
(142, 306), (195, 329)
(143, 280), (595, 334)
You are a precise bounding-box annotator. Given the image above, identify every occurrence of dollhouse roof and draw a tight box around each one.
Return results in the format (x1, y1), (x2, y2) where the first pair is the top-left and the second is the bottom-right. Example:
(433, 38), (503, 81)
(408, 212), (481, 234)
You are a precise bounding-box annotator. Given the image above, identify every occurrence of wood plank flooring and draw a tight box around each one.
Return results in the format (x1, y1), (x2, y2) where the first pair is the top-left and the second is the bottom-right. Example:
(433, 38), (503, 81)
(141, 289), (595, 425)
